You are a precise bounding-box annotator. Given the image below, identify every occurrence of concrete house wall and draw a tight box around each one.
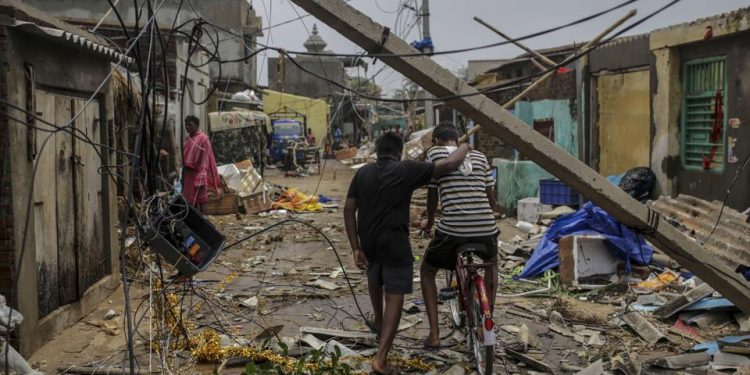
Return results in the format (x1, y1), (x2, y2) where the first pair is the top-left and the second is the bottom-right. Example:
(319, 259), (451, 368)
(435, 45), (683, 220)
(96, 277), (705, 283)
(587, 35), (654, 177)
(0, 1), (120, 356)
(191, 0), (263, 92)
(268, 56), (346, 100)
(650, 8), (750, 209)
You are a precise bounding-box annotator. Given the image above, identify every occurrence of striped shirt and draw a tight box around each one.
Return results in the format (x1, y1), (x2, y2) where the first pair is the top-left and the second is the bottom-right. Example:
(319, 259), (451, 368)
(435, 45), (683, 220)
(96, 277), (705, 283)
(426, 146), (498, 237)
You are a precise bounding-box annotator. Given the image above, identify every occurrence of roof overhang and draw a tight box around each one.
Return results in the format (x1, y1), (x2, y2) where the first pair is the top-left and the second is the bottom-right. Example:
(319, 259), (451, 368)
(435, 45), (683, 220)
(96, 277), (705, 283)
(0, 16), (133, 65)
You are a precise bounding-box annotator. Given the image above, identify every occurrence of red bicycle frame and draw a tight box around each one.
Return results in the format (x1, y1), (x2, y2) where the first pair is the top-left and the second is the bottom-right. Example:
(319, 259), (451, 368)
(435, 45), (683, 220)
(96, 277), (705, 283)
(455, 252), (496, 345)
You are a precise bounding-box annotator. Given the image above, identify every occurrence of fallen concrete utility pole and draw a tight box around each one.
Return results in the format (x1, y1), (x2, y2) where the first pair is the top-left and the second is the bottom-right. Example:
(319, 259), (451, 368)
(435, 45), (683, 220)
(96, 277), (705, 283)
(290, 0), (750, 312)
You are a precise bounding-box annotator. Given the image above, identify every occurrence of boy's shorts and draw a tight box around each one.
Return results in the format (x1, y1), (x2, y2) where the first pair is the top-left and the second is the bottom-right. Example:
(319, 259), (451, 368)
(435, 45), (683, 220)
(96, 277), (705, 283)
(367, 262), (413, 294)
(424, 230), (498, 270)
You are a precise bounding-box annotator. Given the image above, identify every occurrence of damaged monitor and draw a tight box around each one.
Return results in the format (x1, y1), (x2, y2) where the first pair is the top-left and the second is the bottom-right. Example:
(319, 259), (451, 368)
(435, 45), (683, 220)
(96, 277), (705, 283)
(142, 194), (226, 277)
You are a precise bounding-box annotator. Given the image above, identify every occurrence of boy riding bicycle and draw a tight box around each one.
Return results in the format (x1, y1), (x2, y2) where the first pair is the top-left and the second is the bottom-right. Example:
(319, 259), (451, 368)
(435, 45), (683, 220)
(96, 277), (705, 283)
(420, 123), (500, 349)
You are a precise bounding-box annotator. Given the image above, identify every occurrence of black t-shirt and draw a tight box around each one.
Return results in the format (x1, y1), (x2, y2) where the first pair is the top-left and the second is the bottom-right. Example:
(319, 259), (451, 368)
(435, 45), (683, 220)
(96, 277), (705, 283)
(347, 158), (435, 266)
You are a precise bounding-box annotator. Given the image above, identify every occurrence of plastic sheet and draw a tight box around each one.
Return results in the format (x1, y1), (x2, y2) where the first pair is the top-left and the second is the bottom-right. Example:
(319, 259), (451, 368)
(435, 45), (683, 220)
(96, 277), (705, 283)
(518, 202), (653, 279)
(271, 188), (322, 212)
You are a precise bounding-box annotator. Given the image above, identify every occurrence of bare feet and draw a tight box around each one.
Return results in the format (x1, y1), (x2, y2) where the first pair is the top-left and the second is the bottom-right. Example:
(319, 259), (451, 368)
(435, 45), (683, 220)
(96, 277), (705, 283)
(422, 335), (440, 350)
(371, 360), (396, 375)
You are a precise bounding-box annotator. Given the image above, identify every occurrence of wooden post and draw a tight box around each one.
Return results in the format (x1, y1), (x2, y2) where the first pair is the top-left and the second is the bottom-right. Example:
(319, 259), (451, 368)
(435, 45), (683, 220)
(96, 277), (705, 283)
(459, 9), (637, 142)
(290, 0), (750, 312)
(474, 16), (557, 67)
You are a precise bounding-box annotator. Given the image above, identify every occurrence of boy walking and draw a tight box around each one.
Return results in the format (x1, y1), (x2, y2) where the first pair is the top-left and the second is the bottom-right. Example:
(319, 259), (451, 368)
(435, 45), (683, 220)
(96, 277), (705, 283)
(344, 132), (470, 374)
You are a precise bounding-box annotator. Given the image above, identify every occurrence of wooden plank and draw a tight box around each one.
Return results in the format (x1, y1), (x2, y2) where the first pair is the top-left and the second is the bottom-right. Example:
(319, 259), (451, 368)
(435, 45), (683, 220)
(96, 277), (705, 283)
(473, 17), (557, 67)
(505, 348), (553, 373)
(34, 90), (60, 317)
(298, 326), (375, 341)
(76, 99), (106, 294)
(56, 95), (78, 306)
(651, 352), (710, 369)
(289, 0), (750, 313)
(653, 282), (715, 319)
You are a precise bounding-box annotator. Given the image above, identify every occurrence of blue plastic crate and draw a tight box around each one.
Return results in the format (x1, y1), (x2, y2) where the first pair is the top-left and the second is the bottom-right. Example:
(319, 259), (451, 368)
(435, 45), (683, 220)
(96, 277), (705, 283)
(539, 178), (580, 206)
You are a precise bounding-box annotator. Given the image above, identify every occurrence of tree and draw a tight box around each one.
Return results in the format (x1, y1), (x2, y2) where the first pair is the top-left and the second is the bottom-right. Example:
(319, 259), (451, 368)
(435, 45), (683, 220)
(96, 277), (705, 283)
(348, 76), (382, 98)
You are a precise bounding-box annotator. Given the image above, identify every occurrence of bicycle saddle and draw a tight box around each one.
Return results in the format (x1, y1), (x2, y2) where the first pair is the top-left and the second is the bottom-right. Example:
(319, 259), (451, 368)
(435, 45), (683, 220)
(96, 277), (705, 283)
(457, 243), (487, 255)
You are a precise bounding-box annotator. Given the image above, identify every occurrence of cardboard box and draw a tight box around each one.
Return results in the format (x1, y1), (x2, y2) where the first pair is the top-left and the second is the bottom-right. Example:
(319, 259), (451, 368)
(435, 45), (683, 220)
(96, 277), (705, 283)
(203, 192), (239, 215)
(242, 191), (271, 214)
(517, 197), (553, 223)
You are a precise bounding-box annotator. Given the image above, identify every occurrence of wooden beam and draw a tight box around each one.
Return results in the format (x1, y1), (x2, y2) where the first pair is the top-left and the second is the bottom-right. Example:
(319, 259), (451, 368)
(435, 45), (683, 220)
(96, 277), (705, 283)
(460, 9), (636, 142)
(290, 0), (750, 312)
(474, 16), (557, 67)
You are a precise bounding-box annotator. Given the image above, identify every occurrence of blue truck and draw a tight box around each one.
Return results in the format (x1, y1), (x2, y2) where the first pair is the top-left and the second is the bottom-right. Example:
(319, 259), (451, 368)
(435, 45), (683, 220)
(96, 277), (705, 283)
(269, 118), (305, 163)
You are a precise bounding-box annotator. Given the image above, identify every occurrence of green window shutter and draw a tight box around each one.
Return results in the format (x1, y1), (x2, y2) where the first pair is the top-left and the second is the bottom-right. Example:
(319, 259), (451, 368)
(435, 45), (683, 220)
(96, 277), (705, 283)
(681, 57), (726, 171)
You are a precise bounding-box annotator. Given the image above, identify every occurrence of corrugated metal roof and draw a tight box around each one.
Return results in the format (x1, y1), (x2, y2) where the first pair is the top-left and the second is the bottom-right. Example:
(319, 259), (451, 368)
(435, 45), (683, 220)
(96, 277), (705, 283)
(596, 33), (649, 49)
(0, 18), (133, 65)
(649, 195), (750, 270)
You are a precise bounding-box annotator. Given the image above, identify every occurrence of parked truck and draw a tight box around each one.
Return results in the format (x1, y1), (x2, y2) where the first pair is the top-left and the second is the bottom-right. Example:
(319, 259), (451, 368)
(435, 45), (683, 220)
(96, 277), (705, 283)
(207, 94), (270, 174)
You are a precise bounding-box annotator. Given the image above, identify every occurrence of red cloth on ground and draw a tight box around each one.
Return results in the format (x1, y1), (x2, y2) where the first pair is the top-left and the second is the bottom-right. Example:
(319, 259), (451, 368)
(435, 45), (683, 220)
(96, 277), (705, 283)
(182, 130), (220, 206)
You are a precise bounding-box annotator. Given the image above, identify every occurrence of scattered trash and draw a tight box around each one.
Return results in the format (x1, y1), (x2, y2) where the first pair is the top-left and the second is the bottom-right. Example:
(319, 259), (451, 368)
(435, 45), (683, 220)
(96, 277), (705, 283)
(621, 311), (667, 345)
(517, 197), (552, 223)
(305, 279), (341, 291)
(711, 350), (750, 370)
(505, 348), (553, 373)
(575, 359), (603, 375)
(515, 221), (535, 233)
(539, 205), (575, 220)
(102, 309), (118, 320)
(239, 296), (258, 308)
(324, 339), (360, 357)
(634, 270), (679, 293)
(397, 315), (422, 331)
(654, 282), (714, 319)
(693, 335), (750, 355)
(650, 352), (710, 369)
(518, 323), (530, 351)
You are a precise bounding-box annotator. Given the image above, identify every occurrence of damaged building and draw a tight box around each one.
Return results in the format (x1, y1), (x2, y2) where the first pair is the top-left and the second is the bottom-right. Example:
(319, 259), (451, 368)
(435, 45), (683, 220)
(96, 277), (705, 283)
(0, 0), (123, 355)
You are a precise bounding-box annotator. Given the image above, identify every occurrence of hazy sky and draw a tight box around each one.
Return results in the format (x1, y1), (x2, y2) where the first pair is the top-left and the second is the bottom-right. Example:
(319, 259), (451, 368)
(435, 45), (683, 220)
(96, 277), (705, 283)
(251, 0), (748, 96)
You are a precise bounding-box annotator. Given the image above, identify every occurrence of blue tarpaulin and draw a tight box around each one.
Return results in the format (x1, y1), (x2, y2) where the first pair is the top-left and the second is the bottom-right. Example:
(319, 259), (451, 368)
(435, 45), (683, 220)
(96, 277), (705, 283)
(518, 202), (653, 279)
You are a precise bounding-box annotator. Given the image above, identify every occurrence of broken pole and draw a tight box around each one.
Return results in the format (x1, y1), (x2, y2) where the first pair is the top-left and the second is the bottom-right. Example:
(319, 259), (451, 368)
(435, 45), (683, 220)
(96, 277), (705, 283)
(460, 9), (636, 142)
(474, 16), (558, 67)
(290, 0), (750, 312)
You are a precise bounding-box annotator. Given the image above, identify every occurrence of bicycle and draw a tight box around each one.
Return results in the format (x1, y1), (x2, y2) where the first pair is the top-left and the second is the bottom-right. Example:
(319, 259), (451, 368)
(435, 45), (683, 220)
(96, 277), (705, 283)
(440, 243), (496, 374)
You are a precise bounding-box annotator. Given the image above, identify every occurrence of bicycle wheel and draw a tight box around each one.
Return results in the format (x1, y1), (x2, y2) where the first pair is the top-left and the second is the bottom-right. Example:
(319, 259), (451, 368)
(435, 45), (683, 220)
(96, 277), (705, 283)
(443, 270), (463, 328)
(467, 281), (494, 375)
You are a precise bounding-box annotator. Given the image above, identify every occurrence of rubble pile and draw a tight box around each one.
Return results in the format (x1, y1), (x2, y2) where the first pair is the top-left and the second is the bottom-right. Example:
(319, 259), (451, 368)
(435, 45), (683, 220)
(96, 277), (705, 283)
(486, 193), (750, 374)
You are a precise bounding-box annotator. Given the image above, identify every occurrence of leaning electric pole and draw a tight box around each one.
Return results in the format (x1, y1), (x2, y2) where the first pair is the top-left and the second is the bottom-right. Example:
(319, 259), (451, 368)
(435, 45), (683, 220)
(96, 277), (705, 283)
(421, 0), (434, 128)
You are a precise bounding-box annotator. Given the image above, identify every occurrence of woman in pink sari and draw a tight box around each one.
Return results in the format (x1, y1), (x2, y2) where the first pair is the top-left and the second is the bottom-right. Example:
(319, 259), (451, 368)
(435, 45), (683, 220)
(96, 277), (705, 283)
(182, 115), (221, 212)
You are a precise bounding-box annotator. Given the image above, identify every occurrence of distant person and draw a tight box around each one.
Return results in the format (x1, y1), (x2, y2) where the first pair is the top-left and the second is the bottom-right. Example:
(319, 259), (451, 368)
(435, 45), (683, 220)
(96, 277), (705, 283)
(420, 123), (499, 349)
(182, 115), (221, 212)
(334, 127), (343, 150)
(344, 133), (471, 375)
(306, 128), (316, 146)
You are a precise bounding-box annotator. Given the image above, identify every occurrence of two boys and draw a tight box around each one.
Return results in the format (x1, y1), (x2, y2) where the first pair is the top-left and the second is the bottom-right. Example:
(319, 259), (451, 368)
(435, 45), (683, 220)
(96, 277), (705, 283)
(344, 125), (498, 374)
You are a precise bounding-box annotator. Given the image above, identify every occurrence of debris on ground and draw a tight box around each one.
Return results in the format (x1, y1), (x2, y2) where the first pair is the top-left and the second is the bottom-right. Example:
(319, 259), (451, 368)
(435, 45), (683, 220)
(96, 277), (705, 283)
(31, 161), (750, 374)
